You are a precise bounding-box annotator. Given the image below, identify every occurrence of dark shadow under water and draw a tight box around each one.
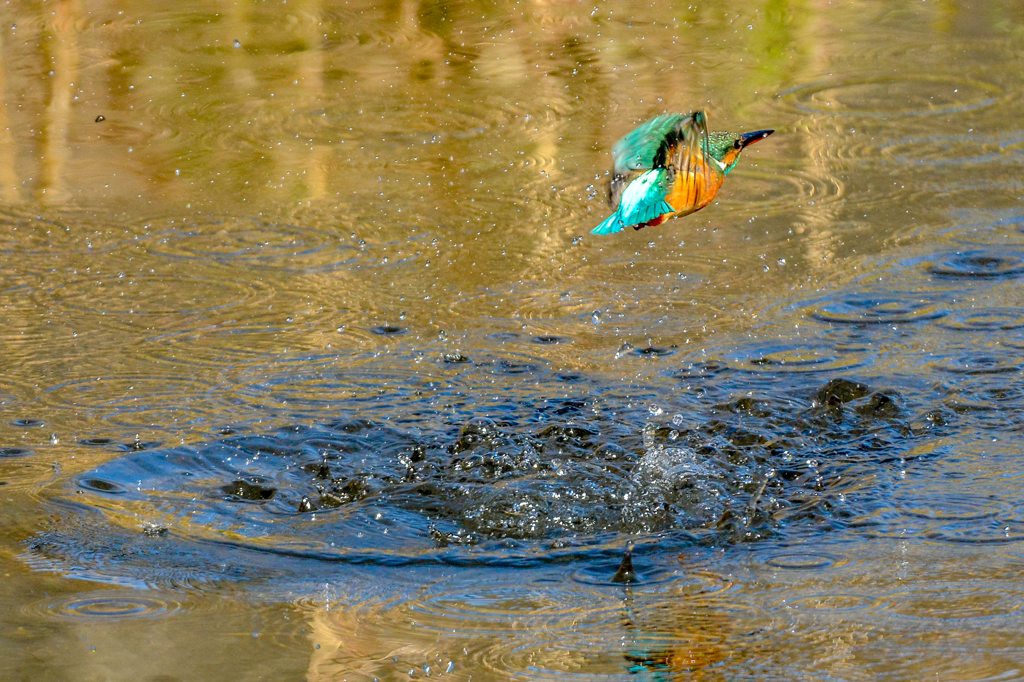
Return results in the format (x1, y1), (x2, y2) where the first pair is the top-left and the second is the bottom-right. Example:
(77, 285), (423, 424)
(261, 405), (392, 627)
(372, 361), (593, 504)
(27, 361), (950, 592)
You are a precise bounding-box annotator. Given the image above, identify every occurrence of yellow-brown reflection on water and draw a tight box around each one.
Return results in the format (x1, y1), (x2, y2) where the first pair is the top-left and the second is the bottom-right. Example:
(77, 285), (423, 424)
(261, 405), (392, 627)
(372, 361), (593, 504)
(297, 562), (764, 682)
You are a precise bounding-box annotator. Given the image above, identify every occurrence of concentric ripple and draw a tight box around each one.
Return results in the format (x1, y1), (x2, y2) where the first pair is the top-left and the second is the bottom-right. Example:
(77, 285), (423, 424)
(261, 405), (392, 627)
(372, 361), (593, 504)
(0, 379), (33, 408)
(0, 207), (145, 254)
(936, 213), (1024, 248)
(808, 291), (947, 325)
(44, 274), (263, 315)
(941, 308), (1024, 331)
(934, 354), (1021, 376)
(26, 590), (182, 622)
(41, 375), (221, 432)
(403, 582), (622, 635)
(725, 165), (845, 215)
(876, 585), (1024, 622)
(0, 460), (58, 490)
(880, 131), (1024, 168)
(899, 492), (1011, 522)
(925, 251), (1024, 279)
(781, 75), (1002, 117)
(138, 321), (345, 368)
(776, 594), (878, 611)
(693, 340), (873, 373)
(223, 356), (430, 414)
(148, 220), (360, 272)
(764, 552), (845, 570)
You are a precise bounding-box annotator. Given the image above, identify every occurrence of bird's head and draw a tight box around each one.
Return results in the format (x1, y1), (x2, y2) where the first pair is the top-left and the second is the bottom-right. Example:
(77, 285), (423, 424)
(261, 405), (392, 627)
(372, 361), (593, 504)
(706, 129), (774, 174)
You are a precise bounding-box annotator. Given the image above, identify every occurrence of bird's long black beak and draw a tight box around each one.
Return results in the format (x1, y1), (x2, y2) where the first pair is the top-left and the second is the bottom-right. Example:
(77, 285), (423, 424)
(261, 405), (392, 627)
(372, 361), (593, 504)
(739, 129), (774, 149)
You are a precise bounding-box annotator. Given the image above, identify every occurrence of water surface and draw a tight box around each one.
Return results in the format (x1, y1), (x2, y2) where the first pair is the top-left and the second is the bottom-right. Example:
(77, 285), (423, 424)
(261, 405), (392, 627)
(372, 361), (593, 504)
(3, 0), (1024, 679)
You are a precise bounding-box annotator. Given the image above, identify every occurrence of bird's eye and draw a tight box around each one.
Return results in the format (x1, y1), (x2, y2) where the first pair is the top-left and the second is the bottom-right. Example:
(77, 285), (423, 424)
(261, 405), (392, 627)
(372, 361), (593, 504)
(733, 139), (742, 149)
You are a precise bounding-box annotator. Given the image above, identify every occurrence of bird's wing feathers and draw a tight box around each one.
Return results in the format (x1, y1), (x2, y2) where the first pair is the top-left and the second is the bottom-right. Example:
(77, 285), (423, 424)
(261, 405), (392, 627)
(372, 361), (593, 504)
(611, 113), (689, 175)
(609, 112), (709, 209)
(592, 169), (673, 234)
(618, 170), (673, 226)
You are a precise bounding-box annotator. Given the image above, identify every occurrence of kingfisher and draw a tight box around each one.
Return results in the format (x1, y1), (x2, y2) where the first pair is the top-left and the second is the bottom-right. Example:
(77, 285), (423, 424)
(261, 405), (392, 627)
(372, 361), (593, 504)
(591, 111), (773, 235)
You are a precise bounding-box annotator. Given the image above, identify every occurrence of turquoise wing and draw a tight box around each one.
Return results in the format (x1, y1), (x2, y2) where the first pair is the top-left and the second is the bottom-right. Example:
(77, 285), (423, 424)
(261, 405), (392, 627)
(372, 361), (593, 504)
(618, 170), (673, 227)
(609, 112), (707, 209)
(612, 113), (688, 175)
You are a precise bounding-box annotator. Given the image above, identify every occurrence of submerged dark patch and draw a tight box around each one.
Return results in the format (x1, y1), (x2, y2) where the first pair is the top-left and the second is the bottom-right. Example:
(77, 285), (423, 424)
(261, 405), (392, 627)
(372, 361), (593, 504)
(30, 372), (949, 578)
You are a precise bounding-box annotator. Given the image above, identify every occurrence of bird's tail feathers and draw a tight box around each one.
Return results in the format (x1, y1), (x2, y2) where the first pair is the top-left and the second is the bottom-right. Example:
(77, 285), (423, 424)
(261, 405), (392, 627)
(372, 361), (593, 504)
(591, 212), (625, 235)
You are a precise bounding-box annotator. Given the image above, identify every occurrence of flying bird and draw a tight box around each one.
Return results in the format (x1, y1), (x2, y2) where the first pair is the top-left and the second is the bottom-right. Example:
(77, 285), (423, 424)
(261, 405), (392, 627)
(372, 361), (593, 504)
(592, 111), (773, 235)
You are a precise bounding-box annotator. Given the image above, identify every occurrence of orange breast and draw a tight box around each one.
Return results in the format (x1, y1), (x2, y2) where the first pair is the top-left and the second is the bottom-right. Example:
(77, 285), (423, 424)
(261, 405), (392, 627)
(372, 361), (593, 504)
(664, 156), (725, 218)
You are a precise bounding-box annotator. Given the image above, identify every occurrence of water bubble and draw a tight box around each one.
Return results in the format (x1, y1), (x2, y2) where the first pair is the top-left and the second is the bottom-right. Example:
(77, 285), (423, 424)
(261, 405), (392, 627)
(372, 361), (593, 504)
(459, 417), (497, 441)
(591, 310), (602, 324)
(233, 39), (241, 48)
